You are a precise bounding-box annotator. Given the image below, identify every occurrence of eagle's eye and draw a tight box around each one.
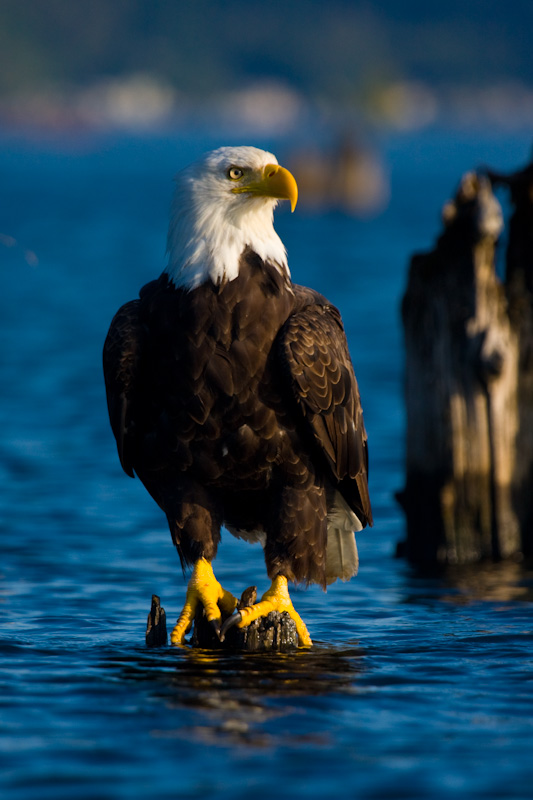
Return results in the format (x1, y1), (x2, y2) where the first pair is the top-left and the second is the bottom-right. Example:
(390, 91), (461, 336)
(228, 166), (244, 181)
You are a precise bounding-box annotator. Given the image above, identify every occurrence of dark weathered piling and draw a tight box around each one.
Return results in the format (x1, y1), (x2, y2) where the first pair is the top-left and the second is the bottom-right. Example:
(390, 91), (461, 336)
(399, 172), (521, 565)
(490, 161), (533, 557)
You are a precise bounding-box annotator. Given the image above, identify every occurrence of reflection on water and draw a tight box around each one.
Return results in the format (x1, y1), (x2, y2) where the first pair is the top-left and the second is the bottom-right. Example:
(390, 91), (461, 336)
(107, 644), (365, 747)
(442, 560), (533, 604)
(175, 643), (366, 699)
(404, 560), (533, 606)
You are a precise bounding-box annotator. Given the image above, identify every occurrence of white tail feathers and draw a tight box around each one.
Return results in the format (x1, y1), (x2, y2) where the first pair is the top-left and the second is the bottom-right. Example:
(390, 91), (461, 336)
(325, 492), (362, 584)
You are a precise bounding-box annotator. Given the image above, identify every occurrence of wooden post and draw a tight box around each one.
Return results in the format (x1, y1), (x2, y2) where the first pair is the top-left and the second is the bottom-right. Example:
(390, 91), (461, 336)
(490, 160), (533, 557)
(399, 172), (521, 565)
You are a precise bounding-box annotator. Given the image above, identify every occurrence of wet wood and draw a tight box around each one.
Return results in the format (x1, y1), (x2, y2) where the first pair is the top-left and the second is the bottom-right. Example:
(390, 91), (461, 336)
(490, 161), (533, 557)
(146, 594), (167, 646)
(399, 172), (521, 565)
(192, 586), (299, 651)
(145, 588), (299, 651)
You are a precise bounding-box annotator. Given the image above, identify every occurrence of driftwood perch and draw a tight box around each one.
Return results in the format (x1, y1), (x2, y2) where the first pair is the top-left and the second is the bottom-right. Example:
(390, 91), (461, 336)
(145, 588), (299, 651)
(399, 172), (521, 565)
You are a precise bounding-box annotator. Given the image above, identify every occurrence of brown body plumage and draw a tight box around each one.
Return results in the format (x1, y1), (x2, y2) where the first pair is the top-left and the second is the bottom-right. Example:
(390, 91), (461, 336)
(104, 249), (372, 585)
(103, 146), (372, 643)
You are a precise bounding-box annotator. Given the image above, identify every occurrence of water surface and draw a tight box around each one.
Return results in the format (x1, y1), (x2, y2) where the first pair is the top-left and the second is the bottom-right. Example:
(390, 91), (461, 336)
(1, 127), (533, 799)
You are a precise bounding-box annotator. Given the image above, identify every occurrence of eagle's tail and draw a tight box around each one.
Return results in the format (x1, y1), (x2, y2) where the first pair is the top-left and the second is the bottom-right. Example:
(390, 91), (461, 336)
(325, 492), (362, 584)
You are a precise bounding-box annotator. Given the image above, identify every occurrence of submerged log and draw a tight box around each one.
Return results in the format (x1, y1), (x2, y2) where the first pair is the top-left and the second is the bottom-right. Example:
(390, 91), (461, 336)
(400, 172), (521, 565)
(145, 588), (299, 651)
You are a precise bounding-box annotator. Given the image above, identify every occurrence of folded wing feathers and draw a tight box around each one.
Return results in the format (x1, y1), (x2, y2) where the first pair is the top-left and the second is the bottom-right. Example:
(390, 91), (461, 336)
(102, 299), (143, 478)
(280, 298), (372, 528)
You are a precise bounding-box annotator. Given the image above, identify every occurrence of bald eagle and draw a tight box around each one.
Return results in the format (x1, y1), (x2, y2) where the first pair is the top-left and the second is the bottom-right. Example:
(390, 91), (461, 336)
(103, 146), (372, 646)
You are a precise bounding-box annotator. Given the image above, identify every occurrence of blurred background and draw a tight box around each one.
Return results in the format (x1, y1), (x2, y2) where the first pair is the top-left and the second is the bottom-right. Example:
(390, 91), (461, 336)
(2, 4), (533, 800)
(2, 0), (533, 134)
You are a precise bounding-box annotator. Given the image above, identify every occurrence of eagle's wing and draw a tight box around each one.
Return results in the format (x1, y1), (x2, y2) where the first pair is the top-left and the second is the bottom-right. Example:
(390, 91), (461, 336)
(102, 299), (143, 478)
(279, 297), (373, 527)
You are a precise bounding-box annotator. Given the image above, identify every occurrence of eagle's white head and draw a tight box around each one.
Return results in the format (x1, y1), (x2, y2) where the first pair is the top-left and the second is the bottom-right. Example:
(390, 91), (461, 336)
(165, 146), (298, 289)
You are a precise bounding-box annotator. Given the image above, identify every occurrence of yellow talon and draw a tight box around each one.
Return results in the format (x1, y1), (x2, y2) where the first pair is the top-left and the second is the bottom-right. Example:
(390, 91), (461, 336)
(171, 558), (237, 646)
(237, 575), (312, 647)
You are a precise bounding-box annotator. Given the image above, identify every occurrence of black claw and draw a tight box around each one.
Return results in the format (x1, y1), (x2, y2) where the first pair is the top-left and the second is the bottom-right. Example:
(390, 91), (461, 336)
(210, 618), (221, 639)
(219, 612), (242, 642)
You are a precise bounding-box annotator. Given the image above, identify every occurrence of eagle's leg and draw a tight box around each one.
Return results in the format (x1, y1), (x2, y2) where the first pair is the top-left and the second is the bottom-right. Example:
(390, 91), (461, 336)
(220, 575), (312, 647)
(170, 558), (237, 646)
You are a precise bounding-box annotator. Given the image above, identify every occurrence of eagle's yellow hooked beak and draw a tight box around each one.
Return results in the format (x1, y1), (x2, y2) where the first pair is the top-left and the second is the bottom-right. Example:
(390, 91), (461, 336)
(232, 163), (298, 212)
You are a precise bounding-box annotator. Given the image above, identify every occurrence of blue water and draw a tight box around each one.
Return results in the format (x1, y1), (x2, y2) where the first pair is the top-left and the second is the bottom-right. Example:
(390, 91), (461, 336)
(1, 126), (533, 799)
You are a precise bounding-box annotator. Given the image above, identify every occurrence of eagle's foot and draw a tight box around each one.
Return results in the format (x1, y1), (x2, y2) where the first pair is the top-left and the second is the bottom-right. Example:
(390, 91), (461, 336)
(171, 558), (237, 646)
(220, 575), (312, 647)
